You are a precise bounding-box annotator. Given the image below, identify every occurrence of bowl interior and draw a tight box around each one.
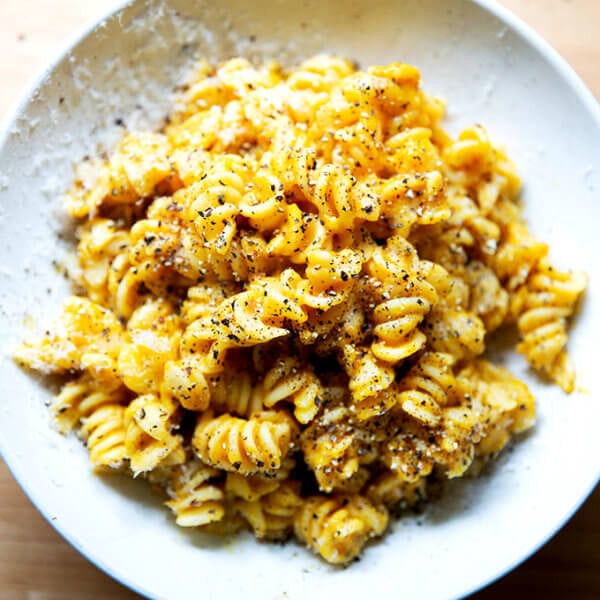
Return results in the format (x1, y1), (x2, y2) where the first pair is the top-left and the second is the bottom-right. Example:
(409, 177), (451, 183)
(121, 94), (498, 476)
(0, 0), (598, 598)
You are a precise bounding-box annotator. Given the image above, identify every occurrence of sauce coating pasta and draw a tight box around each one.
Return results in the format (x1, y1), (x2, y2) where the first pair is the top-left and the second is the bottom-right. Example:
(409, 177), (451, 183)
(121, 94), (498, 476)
(15, 55), (586, 565)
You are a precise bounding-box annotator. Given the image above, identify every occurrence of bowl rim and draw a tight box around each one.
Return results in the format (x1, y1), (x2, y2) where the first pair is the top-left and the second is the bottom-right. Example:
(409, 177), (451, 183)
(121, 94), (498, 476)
(0, 1), (598, 598)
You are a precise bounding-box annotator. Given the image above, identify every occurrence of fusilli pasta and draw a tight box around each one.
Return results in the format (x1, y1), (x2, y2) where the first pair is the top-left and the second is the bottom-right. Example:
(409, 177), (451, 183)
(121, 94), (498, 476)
(15, 55), (586, 565)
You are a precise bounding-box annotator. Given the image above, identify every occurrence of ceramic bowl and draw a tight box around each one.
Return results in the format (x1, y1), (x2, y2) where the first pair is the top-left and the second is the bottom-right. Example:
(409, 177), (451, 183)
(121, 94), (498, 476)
(0, 1), (598, 598)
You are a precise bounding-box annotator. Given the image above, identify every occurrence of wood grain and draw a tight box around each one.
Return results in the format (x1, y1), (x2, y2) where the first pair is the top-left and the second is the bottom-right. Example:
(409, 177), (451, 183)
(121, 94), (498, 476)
(1, 0), (598, 598)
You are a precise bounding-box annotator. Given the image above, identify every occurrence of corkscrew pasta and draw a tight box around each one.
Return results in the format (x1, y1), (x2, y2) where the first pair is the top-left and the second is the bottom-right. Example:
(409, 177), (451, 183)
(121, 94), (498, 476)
(15, 55), (586, 565)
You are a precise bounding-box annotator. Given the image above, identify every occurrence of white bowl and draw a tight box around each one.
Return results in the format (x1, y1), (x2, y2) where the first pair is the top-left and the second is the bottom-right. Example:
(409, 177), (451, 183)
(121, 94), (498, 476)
(0, 1), (598, 598)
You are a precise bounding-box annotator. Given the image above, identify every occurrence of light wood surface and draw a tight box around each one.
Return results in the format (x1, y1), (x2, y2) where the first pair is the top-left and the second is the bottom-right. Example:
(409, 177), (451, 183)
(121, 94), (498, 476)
(1, 0), (598, 598)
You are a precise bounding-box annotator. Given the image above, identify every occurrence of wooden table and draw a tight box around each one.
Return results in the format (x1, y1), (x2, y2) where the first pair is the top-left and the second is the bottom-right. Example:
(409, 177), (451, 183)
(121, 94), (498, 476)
(1, 1), (598, 597)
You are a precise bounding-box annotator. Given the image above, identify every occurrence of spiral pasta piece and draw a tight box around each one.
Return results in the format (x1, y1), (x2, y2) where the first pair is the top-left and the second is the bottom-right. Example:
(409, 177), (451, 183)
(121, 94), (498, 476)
(189, 274), (307, 356)
(51, 376), (127, 434)
(493, 222), (549, 291)
(296, 249), (363, 310)
(294, 495), (388, 564)
(257, 357), (323, 424)
(266, 204), (331, 263)
(79, 405), (127, 470)
(383, 409), (479, 482)
(308, 163), (382, 232)
(163, 357), (211, 411)
(396, 352), (456, 427)
(76, 219), (131, 306)
(65, 132), (173, 218)
(192, 410), (298, 475)
(165, 460), (225, 527)
(14, 297), (124, 374)
(126, 215), (189, 297)
(118, 300), (181, 395)
(301, 403), (380, 492)
(424, 307), (486, 361)
(235, 480), (302, 540)
(456, 360), (536, 460)
(340, 345), (396, 418)
(516, 260), (587, 392)
(377, 170), (449, 234)
(444, 190), (501, 257)
(365, 236), (444, 364)
(179, 161), (248, 253)
(124, 393), (185, 474)
(383, 362), (486, 482)
(371, 297), (431, 363)
(237, 168), (288, 228)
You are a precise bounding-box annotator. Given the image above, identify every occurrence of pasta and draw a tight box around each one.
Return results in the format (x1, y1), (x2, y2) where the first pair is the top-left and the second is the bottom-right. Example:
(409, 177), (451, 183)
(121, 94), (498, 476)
(15, 55), (586, 565)
(165, 460), (226, 527)
(124, 393), (185, 474)
(294, 495), (389, 565)
(301, 402), (379, 493)
(192, 410), (298, 475)
(51, 375), (126, 434)
(515, 259), (587, 392)
(235, 480), (302, 540)
(80, 405), (128, 470)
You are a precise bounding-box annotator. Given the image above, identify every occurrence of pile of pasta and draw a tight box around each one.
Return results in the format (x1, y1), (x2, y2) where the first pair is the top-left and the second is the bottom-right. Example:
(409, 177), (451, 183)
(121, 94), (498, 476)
(16, 56), (587, 565)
